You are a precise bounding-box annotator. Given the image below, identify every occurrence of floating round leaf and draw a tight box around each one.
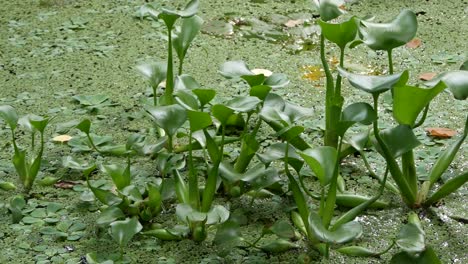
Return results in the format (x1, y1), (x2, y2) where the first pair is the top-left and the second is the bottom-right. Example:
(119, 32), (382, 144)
(359, 10), (417, 51)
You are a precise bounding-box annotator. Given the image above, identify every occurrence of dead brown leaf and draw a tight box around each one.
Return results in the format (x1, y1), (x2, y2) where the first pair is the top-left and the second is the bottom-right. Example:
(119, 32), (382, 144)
(406, 38), (422, 48)
(425, 127), (457, 138)
(418, 72), (437, 81)
(54, 180), (80, 189)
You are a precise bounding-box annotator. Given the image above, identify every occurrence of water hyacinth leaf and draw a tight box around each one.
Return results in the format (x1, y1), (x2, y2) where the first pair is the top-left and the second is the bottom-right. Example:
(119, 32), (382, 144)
(218, 60), (254, 78)
(214, 220), (242, 246)
(425, 171), (468, 206)
(110, 217), (143, 250)
(147, 104), (187, 137)
(337, 67), (405, 94)
(72, 94), (109, 106)
(347, 130), (370, 152)
(359, 10), (417, 51)
(173, 15), (203, 62)
(338, 102), (376, 136)
(9, 195), (25, 223)
(313, 0), (345, 22)
(212, 104), (234, 125)
(225, 96), (261, 113)
(62, 156), (95, 171)
(174, 74), (201, 91)
(0, 105), (18, 130)
(429, 117), (467, 184)
(76, 119), (91, 134)
(97, 206), (125, 226)
(264, 73), (290, 89)
(175, 89), (200, 110)
(206, 205), (230, 225)
(390, 246), (441, 264)
(335, 194), (389, 209)
(426, 70), (468, 100)
(122, 185), (143, 202)
(250, 85), (272, 100)
(393, 72), (446, 126)
(299, 146), (337, 186)
(146, 183), (162, 211)
(88, 183), (122, 206)
(101, 164), (131, 191)
(0, 181), (16, 191)
(142, 228), (184, 241)
(396, 223), (425, 254)
(319, 17), (358, 49)
(308, 212), (362, 244)
(136, 61), (167, 89)
(337, 246), (381, 257)
(269, 220), (296, 239)
(161, 0), (199, 18)
(376, 125), (421, 158)
(192, 89), (216, 107)
(260, 239), (299, 253)
(242, 74), (266, 87)
(187, 110), (212, 132)
(257, 143), (303, 173)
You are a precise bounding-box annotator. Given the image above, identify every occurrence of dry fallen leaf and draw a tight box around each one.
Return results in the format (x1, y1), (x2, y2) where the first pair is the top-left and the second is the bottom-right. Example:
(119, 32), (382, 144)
(301, 65), (324, 81)
(425, 127), (457, 138)
(418, 72), (437, 81)
(406, 38), (422, 48)
(251, 68), (273, 77)
(284, 19), (303, 28)
(53, 135), (72, 143)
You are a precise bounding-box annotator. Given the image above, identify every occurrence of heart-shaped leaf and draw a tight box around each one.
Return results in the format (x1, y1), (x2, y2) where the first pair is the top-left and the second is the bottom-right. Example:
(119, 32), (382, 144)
(218, 60), (254, 78)
(136, 61), (167, 89)
(174, 74), (201, 91)
(338, 102), (376, 136)
(393, 72), (446, 126)
(396, 223), (425, 254)
(173, 15), (203, 63)
(308, 212), (362, 243)
(337, 67), (405, 94)
(160, 0), (199, 18)
(299, 146), (337, 186)
(97, 206), (125, 226)
(192, 89), (216, 107)
(390, 247), (441, 264)
(0, 105), (18, 130)
(313, 0), (345, 22)
(147, 104), (187, 137)
(109, 217), (143, 249)
(187, 110), (212, 131)
(225, 96), (261, 112)
(212, 104), (234, 126)
(101, 164), (131, 191)
(257, 143), (304, 173)
(175, 89), (200, 110)
(319, 16), (358, 49)
(263, 73), (290, 89)
(426, 70), (468, 100)
(359, 10), (417, 51)
(375, 125), (421, 158)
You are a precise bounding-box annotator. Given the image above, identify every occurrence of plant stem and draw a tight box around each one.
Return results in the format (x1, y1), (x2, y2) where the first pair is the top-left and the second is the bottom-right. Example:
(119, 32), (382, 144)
(387, 49), (394, 74)
(372, 94), (415, 206)
(322, 137), (343, 228)
(320, 34), (337, 148)
(188, 130), (200, 209)
(402, 150), (418, 195)
(414, 104), (430, 128)
(164, 24), (175, 105)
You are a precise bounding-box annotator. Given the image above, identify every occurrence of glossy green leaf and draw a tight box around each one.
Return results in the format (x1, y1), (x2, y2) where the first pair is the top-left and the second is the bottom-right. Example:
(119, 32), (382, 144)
(187, 110), (212, 131)
(260, 239), (299, 253)
(96, 206), (125, 226)
(250, 85), (272, 100)
(173, 15), (203, 63)
(260, 93), (313, 125)
(192, 89), (216, 107)
(390, 247), (441, 264)
(136, 61), (167, 89)
(313, 0), (345, 22)
(161, 0), (198, 18)
(269, 220), (296, 239)
(0, 105), (18, 130)
(425, 171), (468, 206)
(396, 223), (425, 254)
(175, 89), (200, 110)
(225, 96), (261, 113)
(0, 181), (16, 191)
(308, 212), (362, 244)
(109, 217), (143, 249)
(337, 246), (381, 257)
(9, 195), (25, 223)
(319, 17), (358, 49)
(147, 104), (187, 137)
(242, 74), (266, 87)
(257, 143), (303, 173)
(102, 164), (131, 191)
(275, 125), (305, 143)
(426, 70), (468, 100)
(212, 104), (234, 125)
(218, 60), (254, 78)
(393, 72), (446, 126)
(264, 73), (290, 89)
(174, 74), (201, 91)
(299, 146), (337, 186)
(337, 67), (405, 94)
(377, 125), (421, 158)
(214, 220), (242, 246)
(87, 182), (122, 206)
(335, 194), (389, 209)
(76, 119), (91, 134)
(338, 102), (376, 136)
(429, 117), (467, 184)
(359, 10), (417, 51)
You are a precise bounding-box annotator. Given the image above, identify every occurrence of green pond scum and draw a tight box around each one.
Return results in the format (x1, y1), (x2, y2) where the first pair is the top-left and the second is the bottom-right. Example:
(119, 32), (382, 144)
(0, 0), (467, 263)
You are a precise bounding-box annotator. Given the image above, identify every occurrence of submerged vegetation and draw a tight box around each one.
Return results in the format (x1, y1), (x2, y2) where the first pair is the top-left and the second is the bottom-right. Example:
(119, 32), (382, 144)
(0, 0), (466, 263)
